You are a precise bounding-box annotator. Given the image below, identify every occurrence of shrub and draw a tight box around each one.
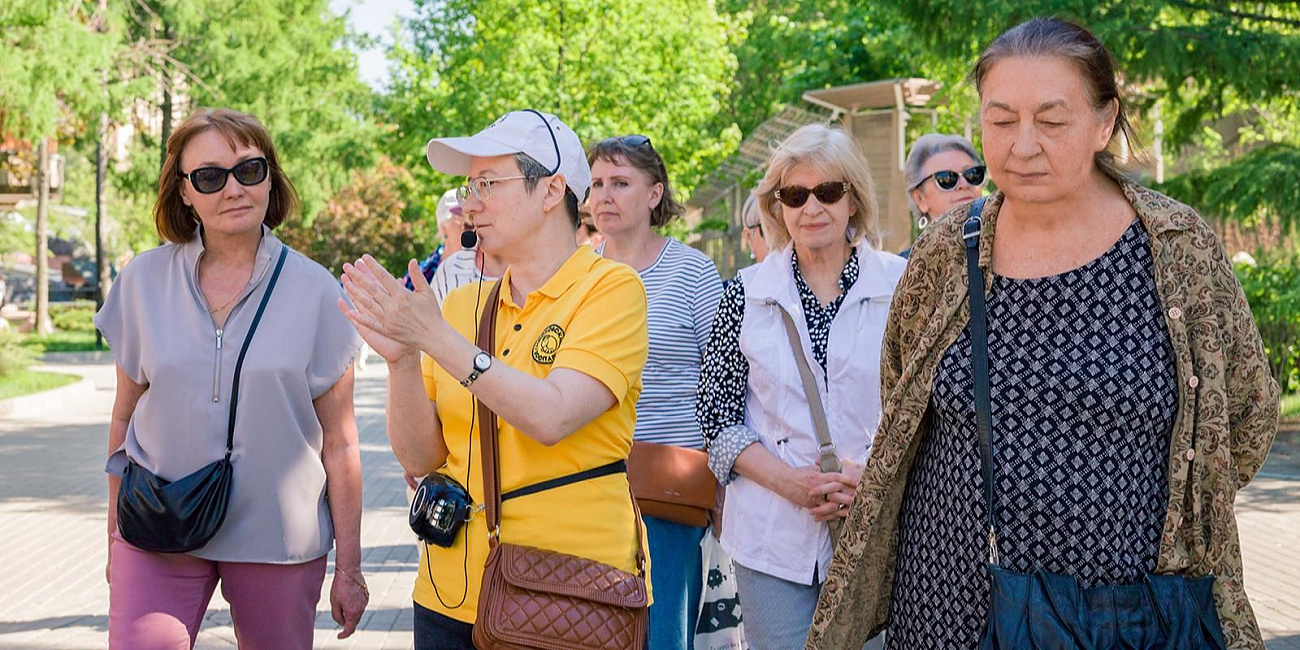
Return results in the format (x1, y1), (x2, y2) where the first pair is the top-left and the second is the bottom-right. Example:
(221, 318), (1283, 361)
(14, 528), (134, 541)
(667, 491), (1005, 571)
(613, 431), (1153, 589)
(0, 329), (36, 377)
(51, 305), (96, 333)
(1235, 253), (1300, 394)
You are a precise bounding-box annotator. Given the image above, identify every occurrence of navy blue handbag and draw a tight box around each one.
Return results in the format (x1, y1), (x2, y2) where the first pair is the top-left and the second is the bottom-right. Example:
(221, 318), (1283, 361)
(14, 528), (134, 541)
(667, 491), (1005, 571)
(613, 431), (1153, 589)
(961, 199), (1227, 649)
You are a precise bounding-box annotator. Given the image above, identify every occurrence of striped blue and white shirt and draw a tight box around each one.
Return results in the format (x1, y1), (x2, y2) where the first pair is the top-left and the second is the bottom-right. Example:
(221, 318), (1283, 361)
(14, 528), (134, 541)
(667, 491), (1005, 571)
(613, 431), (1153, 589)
(603, 238), (724, 449)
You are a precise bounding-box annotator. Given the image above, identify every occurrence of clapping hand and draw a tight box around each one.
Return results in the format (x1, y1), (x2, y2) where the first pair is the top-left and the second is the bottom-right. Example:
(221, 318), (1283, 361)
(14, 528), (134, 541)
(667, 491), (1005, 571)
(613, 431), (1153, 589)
(338, 255), (445, 365)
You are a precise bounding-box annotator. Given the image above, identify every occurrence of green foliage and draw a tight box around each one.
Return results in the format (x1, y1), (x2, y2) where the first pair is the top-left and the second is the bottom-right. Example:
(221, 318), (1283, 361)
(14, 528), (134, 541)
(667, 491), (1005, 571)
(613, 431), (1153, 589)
(278, 157), (436, 275)
(381, 0), (740, 207)
(124, 0), (377, 215)
(0, 1), (117, 140)
(1235, 253), (1300, 394)
(0, 367), (80, 399)
(0, 329), (37, 376)
(1157, 143), (1300, 234)
(50, 303), (96, 334)
(22, 329), (102, 353)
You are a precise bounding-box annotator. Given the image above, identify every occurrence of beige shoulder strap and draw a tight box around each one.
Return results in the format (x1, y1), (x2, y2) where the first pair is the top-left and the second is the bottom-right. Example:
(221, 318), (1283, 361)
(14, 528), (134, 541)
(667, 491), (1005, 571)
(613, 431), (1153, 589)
(775, 304), (842, 542)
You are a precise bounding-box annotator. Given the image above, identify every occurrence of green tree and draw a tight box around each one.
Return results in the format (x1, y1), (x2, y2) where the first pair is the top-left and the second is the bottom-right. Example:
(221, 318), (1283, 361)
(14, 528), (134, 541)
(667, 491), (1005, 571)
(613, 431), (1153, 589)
(111, 0), (377, 243)
(1, 1), (118, 334)
(278, 156), (437, 275)
(380, 0), (740, 208)
(887, 0), (1300, 231)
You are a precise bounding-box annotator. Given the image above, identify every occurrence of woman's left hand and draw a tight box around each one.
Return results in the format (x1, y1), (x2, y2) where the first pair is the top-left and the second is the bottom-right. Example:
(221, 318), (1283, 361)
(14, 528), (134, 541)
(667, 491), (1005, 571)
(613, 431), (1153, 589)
(808, 458), (865, 521)
(330, 568), (369, 639)
(341, 255), (446, 353)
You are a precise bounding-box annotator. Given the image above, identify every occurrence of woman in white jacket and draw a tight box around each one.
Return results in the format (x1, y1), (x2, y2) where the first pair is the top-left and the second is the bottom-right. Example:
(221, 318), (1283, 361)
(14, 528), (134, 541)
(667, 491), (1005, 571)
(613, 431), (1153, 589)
(696, 124), (903, 650)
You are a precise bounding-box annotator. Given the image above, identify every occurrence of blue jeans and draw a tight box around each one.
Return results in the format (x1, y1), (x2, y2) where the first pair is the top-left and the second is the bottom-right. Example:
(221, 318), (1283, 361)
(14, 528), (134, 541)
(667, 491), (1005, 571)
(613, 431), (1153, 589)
(644, 515), (706, 650)
(414, 602), (474, 650)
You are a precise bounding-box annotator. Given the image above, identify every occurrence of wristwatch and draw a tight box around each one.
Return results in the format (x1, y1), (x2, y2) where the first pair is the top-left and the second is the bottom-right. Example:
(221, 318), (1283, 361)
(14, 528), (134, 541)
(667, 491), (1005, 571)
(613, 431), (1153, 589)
(460, 351), (493, 388)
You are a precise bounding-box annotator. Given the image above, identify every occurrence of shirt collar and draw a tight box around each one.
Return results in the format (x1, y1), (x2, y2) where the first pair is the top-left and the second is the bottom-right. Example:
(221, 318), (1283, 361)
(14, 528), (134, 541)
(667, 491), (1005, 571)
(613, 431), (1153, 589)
(497, 244), (599, 308)
(181, 224), (282, 306)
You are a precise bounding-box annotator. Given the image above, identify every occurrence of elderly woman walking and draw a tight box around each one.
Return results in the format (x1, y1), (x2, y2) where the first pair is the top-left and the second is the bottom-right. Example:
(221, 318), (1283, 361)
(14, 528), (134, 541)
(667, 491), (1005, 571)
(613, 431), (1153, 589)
(808, 17), (1278, 650)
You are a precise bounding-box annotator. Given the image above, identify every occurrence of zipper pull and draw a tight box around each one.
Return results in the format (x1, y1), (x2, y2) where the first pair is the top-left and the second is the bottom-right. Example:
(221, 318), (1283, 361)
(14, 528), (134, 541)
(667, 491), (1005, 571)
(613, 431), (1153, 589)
(216, 329), (223, 349)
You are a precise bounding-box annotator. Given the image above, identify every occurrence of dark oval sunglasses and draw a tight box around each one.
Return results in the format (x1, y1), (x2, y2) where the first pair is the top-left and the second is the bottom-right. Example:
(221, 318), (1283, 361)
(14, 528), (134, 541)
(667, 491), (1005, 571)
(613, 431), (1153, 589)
(774, 181), (850, 209)
(913, 165), (986, 191)
(178, 157), (270, 194)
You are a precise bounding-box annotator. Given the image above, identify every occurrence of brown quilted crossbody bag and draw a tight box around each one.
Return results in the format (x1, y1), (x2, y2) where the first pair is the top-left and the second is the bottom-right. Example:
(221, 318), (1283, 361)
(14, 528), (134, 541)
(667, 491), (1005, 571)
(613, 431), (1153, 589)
(470, 280), (649, 650)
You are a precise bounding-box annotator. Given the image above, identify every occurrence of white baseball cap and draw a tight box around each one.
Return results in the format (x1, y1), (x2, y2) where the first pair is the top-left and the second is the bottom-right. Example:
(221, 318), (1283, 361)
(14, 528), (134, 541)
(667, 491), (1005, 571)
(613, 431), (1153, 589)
(434, 188), (462, 225)
(426, 109), (591, 203)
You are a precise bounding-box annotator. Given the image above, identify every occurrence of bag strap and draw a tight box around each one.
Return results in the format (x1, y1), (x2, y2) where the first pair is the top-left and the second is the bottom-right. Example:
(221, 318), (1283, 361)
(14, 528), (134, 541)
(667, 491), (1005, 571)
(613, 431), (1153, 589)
(225, 245), (289, 460)
(775, 305), (842, 475)
(962, 197), (999, 565)
(474, 280), (647, 574)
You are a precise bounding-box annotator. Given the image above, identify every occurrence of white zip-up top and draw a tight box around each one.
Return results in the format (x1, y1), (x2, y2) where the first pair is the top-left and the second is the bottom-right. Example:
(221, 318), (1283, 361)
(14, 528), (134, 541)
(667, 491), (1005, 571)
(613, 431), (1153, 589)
(720, 244), (905, 584)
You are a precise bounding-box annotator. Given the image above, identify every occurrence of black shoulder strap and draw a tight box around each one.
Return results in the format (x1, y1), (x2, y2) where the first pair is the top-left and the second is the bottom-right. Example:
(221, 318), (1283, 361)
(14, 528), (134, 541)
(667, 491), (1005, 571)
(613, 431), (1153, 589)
(225, 246), (289, 459)
(963, 197), (999, 565)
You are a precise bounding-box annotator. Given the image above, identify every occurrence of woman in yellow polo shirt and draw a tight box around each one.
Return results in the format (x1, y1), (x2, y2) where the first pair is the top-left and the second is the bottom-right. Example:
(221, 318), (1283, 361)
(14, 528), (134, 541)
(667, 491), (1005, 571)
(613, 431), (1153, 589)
(337, 110), (650, 650)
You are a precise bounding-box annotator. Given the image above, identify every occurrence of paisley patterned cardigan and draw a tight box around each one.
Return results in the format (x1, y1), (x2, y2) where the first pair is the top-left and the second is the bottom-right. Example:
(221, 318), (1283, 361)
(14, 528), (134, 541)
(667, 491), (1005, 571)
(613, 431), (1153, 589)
(806, 181), (1279, 649)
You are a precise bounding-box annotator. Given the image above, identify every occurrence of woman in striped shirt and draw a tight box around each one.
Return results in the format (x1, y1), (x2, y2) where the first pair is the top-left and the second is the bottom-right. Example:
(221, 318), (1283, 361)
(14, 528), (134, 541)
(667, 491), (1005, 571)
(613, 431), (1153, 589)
(588, 135), (724, 650)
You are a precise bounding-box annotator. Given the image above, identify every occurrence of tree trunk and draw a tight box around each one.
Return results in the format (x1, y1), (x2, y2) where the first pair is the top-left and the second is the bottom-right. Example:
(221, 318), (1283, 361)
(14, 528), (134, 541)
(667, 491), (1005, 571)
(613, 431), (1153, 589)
(96, 112), (110, 348)
(159, 19), (175, 172)
(34, 139), (53, 336)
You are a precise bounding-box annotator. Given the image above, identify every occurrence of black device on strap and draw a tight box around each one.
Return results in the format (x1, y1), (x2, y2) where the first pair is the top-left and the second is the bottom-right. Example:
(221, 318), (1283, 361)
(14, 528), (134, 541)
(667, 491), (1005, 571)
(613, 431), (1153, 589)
(117, 246), (289, 554)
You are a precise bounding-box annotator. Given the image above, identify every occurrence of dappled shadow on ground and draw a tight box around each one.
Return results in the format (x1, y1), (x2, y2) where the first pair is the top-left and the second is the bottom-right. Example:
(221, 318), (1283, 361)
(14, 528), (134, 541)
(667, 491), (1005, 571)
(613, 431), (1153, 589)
(0, 614), (108, 635)
(1236, 477), (1300, 515)
(0, 420), (106, 516)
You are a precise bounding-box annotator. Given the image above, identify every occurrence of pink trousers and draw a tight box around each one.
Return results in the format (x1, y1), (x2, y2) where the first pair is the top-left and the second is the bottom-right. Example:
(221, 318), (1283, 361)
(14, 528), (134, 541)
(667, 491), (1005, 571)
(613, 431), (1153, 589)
(108, 533), (327, 650)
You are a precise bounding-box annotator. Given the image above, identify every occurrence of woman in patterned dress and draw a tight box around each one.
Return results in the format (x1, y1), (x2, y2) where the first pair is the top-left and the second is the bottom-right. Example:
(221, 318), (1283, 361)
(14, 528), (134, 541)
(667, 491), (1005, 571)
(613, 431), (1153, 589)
(807, 17), (1278, 650)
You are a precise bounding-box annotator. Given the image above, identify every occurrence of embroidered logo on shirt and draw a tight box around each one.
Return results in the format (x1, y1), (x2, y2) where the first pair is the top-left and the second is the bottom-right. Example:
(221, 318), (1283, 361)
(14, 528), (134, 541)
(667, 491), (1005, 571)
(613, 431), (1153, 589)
(532, 324), (565, 364)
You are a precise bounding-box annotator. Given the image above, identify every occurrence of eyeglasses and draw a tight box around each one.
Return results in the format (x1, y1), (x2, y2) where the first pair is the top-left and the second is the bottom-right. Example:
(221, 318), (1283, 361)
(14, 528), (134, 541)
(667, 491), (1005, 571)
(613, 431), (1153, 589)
(178, 157), (269, 194)
(457, 175), (528, 203)
(912, 165), (986, 191)
(774, 181), (850, 209)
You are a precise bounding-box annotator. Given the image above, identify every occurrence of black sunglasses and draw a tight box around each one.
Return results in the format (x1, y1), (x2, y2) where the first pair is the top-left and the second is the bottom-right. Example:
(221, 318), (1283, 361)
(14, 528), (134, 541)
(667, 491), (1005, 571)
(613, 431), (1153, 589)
(613, 134), (652, 148)
(912, 165), (986, 191)
(774, 181), (850, 209)
(178, 157), (270, 194)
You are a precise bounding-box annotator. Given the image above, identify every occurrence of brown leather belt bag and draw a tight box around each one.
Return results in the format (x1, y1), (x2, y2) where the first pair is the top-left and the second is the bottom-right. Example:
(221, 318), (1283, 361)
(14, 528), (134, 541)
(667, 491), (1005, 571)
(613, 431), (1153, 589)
(471, 281), (649, 650)
(627, 441), (718, 528)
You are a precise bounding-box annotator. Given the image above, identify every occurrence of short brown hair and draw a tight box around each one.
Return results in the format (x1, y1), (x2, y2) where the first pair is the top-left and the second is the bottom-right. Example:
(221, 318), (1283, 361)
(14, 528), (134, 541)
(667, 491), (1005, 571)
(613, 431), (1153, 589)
(586, 136), (683, 228)
(155, 108), (300, 243)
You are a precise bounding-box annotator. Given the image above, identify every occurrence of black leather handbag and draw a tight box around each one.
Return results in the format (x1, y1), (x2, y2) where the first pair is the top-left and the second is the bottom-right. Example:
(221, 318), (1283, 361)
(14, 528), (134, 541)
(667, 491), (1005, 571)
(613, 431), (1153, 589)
(117, 246), (287, 554)
(961, 198), (1227, 649)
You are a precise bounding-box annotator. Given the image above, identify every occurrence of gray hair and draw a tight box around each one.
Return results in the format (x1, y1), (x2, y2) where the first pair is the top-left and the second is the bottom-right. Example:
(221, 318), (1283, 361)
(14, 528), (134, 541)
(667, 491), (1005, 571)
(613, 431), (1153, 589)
(903, 134), (982, 218)
(513, 152), (580, 227)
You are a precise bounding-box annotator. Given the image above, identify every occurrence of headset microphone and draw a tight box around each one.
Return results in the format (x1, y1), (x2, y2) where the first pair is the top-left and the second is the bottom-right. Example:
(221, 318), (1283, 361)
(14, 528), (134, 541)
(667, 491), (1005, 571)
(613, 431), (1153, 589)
(460, 228), (478, 249)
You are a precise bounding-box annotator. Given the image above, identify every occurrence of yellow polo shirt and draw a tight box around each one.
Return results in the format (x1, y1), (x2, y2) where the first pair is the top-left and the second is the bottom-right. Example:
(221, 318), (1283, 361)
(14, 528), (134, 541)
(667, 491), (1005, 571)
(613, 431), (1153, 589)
(414, 245), (650, 623)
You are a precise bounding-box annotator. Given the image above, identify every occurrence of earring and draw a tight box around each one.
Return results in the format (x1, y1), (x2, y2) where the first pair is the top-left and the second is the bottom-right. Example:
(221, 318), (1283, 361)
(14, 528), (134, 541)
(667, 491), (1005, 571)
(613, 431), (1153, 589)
(917, 215), (929, 229)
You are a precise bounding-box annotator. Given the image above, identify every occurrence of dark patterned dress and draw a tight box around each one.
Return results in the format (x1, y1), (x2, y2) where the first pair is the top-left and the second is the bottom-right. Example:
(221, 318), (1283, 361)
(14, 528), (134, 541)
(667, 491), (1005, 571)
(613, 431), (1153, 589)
(886, 221), (1178, 648)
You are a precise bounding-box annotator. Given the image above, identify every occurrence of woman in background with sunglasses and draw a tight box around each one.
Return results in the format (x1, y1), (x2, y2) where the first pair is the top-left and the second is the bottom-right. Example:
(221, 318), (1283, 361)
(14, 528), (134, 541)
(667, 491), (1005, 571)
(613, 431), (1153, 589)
(587, 135), (724, 650)
(696, 123), (903, 650)
(96, 108), (366, 648)
(901, 133), (985, 258)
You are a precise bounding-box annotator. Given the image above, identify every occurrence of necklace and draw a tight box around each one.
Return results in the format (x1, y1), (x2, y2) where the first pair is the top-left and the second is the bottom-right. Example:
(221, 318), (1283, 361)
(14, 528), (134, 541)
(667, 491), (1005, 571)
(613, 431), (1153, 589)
(208, 291), (241, 314)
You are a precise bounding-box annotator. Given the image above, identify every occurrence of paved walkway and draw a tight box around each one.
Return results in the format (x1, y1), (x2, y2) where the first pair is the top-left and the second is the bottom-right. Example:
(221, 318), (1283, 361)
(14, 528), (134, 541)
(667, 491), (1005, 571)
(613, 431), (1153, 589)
(0, 352), (1297, 649)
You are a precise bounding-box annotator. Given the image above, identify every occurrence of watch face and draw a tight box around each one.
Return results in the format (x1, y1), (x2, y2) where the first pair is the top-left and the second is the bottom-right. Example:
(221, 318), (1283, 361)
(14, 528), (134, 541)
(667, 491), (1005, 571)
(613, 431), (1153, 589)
(474, 352), (492, 371)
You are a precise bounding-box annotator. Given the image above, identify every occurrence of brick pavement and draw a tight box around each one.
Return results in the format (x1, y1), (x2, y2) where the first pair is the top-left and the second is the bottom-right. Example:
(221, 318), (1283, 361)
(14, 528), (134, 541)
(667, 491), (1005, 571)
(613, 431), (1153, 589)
(0, 352), (1297, 649)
